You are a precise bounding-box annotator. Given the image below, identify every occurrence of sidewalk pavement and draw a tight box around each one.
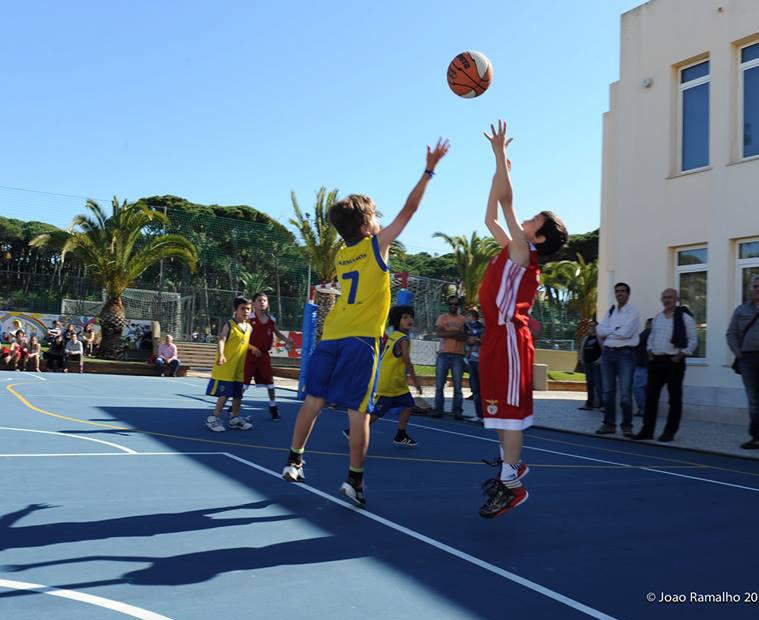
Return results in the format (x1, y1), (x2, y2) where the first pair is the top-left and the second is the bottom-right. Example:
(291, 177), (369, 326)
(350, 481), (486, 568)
(190, 370), (758, 461)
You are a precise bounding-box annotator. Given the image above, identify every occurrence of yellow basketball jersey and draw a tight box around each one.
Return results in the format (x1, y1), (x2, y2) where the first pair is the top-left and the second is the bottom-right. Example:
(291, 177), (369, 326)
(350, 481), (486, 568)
(322, 235), (391, 340)
(211, 319), (251, 382)
(376, 331), (411, 397)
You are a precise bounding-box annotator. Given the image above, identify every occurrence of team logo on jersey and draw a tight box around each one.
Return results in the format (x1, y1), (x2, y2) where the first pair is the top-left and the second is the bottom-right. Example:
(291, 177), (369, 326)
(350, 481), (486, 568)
(485, 399), (499, 415)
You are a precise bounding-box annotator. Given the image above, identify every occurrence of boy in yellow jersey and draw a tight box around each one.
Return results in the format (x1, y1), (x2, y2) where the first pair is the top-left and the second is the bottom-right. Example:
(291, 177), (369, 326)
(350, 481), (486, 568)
(205, 296), (254, 432)
(283, 138), (450, 506)
(342, 305), (422, 447)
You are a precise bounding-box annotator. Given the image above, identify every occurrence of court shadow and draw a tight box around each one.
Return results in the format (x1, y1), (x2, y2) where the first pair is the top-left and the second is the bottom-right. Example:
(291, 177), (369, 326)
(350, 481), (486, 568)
(0, 500), (294, 552)
(2, 536), (362, 588)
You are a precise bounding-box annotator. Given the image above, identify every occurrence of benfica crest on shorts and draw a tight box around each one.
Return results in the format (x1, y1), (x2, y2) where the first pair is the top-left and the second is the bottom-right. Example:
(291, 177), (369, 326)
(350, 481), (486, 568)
(485, 399), (499, 415)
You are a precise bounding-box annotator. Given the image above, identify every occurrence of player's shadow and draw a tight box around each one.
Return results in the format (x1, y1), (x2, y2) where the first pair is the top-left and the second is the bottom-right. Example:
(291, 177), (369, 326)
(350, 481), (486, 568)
(2, 536), (363, 589)
(0, 501), (294, 552)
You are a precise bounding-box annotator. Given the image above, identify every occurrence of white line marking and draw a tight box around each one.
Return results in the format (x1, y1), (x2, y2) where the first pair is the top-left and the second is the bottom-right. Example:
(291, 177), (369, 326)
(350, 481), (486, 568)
(397, 421), (759, 493)
(222, 452), (617, 620)
(0, 426), (137, 454)
(26, 373), (47, 381)
(0, 451), (225, 458)
(0, 578), (175, 620)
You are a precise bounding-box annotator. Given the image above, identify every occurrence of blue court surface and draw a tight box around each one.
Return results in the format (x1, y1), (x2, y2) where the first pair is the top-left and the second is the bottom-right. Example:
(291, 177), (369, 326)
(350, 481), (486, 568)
(2, 373), (758, 620)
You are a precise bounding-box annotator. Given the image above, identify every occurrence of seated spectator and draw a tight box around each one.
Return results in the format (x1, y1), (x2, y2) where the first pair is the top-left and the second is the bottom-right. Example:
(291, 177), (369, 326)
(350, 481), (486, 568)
(64, 333), (84, 373)
(156, 335), (181, 377)
(64, 323), (79, 343)
(81, 324), (96, 356)
(47, 320), (63, 345)
(26, 335), (41, 372)
(8, 330), (29, 371)
(45, 335), (66, 372)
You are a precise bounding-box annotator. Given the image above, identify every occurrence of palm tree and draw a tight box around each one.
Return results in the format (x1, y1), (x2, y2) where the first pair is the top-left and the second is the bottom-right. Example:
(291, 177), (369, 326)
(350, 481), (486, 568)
(432, 231), (500, 307)
(290, 187), (341, 340)
(30, 197), (198, 358)
(540, 254), (598, 346)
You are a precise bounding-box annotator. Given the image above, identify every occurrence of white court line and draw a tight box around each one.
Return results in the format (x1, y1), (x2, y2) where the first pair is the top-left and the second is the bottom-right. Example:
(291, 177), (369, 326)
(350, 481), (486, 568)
(0, 451), (225, 458)
(222, 452), (617, 620)
(25, 373), (47, 381)
(0, 426), (137, 455)
(396, 420), (759, 494)
(0, 578), (174, 620)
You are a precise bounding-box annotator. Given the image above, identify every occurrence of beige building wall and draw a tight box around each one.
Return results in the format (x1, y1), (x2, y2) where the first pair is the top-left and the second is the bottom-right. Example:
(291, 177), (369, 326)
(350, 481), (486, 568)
(599, 0), (759, 423)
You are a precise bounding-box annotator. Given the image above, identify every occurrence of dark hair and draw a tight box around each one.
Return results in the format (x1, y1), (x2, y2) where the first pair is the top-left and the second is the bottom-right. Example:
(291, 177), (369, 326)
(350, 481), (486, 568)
(252, 292), (268, 302)
(15, 329), (24, 336)
(535, 211), (569, 257)
(465, 307), (480, 319)
(388, 305), (414, 330)
(447, 295), (460, 305)
(328, 194), (376, 244)
(614, 282), (631, 294)
(233, 296), (251, 309)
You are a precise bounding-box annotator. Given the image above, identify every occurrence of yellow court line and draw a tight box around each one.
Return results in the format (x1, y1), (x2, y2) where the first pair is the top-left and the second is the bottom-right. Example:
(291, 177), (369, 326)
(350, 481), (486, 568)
(3, 383), (753, 473)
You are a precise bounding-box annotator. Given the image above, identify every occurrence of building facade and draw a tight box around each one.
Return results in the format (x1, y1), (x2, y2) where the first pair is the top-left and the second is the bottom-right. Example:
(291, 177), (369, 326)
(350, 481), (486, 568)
(599, 0), (759, 421)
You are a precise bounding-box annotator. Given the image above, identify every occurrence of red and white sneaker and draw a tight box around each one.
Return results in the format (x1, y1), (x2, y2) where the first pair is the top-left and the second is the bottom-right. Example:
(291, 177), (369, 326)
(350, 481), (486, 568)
(479, 483), (529, 519)
(481, 458), (529, 494)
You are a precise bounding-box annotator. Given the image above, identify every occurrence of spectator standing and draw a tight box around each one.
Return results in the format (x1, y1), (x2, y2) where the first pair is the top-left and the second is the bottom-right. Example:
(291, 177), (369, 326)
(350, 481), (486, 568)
(432, 295), (467, 419)
(156, 334), (181, 377)
(595, 282), (640, 437)
(577, 320), (603, 410)
(633, 290), (697, 442)
(633, 318), (653, 417)
(464, 307), (484, 420)
(65, 333), (85, 373)
(726, 274), (759, 450)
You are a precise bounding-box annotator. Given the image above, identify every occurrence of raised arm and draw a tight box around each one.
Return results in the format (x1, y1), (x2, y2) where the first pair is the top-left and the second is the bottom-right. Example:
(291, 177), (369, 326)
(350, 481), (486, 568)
(484, 121), (529, 267)
(485, 174), (510, 248)
(377, 138), (450, 258)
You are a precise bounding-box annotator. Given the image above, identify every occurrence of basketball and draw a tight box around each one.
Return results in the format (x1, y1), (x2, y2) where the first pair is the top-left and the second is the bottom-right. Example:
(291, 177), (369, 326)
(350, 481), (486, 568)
(447, 51), (493, 98)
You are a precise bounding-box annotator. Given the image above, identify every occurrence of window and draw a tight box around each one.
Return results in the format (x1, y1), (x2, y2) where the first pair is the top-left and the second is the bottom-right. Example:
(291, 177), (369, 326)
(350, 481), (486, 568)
(740, 42), (759, 158)
(679, 60), (710, 172)
(675, 246), (707, 358)
(737, 239), (759, 303)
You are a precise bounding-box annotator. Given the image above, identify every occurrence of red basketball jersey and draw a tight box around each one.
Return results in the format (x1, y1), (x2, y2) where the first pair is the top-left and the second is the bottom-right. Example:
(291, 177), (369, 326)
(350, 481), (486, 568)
(248, 314), (276, 352)
(478, 245), (541, 429)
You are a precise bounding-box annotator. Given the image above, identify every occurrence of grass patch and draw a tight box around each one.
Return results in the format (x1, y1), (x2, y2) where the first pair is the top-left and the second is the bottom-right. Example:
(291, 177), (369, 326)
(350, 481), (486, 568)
(548, 370), (585, 382)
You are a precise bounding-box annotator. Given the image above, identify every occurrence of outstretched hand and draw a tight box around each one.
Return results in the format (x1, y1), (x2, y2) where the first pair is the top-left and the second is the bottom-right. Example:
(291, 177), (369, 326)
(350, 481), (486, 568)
(483, 120), (513, 160)
(426, 138), (450, 171)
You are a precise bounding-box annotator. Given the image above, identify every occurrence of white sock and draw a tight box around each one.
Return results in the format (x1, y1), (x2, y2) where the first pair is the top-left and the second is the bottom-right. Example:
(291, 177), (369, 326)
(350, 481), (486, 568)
(270, 400), (276, 407)
(500, 463), (522, 488)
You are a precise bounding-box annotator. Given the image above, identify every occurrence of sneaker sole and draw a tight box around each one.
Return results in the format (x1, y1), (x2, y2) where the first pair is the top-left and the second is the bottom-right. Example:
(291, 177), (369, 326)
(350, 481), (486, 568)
(392, 441), (418, 448)
(206, 425), (226, 432)
(283, 471), (305, 483)
(339, 484), (366, 507)
(481, 490), (529, 519)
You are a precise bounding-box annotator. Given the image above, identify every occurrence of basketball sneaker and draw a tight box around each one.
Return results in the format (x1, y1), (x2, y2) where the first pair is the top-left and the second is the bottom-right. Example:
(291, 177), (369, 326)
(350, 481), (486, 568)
(479, 482), (528, 519)
(269, 405), (280, 421)
(339, 481), (367, 507)
(229, 416), (253, 431)
(206, 415), (226, 432)
(282, 462), (305, 482)
(393, 433), (418, 448)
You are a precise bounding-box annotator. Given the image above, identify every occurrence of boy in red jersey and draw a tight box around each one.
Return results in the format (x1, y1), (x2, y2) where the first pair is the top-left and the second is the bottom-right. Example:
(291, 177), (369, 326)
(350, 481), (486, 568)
(244, 292), (294, 421)
(478, 121), (568, 518)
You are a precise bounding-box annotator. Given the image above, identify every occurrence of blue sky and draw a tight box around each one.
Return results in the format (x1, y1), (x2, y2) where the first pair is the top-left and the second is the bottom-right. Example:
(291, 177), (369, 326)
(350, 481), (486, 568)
(0, 0), (642, 254)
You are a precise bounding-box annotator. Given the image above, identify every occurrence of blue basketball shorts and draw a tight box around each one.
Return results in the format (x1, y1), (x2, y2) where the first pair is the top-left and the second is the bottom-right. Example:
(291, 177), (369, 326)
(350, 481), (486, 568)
(305, 336), (380, 412)
(373, 392), (415, 417)
(206, 379), (244, 400)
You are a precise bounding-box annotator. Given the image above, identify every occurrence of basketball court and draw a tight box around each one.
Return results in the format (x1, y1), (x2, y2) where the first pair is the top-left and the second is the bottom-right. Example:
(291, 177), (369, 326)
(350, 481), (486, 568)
(1, 374), (758, 619)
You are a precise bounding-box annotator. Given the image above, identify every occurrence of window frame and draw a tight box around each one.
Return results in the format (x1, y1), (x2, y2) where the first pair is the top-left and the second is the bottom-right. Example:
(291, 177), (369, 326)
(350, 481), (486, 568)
(674, 245), (708, 360)
(736, 237), (759, 304)
(739, 41), (759, 160)
(677, 59), (711, 174)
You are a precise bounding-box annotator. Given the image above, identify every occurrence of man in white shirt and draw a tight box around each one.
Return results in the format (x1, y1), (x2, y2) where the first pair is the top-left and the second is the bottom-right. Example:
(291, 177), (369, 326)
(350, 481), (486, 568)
(64, 332), (85, 373)
(595, 282), (640, 437)
(632, 288), (697, 442)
